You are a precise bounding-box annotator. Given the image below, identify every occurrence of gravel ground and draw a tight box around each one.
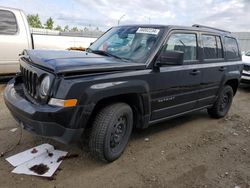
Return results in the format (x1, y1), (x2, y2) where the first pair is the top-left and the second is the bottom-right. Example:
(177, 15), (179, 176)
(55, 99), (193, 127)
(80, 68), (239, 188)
(0, 83), (250, 188)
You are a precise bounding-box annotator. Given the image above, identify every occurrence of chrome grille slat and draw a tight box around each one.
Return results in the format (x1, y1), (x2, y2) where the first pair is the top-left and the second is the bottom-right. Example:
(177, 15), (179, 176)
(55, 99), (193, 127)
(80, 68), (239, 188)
(29, 71), (32, 94)
(33, 74), (37, 96)
(26, 69), (29, 91)
(20, 66), (38, 97)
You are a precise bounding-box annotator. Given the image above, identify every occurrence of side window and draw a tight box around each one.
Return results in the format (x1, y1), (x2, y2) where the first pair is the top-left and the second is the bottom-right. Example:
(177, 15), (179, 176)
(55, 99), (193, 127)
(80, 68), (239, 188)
(202, 35), (223, 59)
(225, 37), (240, 60)
(165, 33), (197, 61)
(0, 10), (18, 35)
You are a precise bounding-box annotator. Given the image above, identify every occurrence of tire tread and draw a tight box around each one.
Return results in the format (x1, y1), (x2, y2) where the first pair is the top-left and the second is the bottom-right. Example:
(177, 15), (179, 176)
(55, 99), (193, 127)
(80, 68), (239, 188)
(89, 103), (131, 162)
(208, 85), (234, 118)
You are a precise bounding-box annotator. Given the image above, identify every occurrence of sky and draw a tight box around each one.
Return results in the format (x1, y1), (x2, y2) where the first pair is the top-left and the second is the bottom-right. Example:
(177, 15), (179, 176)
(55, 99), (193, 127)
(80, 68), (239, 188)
(0, 0), (249, 32)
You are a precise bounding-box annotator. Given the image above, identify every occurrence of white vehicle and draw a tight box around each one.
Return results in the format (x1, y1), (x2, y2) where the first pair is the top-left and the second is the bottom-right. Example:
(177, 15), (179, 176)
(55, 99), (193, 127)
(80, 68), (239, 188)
(241, 51), (250, 83)
(0, 6), (97, 75)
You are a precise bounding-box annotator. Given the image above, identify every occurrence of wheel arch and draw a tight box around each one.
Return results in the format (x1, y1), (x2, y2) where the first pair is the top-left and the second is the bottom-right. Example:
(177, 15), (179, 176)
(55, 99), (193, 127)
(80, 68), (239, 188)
(85, 93), (150, 130)
(224, 79), (239, 95)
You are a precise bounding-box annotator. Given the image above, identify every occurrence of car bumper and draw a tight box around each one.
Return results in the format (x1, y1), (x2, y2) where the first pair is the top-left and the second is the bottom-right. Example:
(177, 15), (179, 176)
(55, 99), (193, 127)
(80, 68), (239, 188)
(241, 70), (250, 83)
(4, 78), (84, 144)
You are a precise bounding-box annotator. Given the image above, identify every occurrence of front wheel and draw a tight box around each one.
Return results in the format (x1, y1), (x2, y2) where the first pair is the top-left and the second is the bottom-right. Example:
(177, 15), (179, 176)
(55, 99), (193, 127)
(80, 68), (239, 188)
(207, 85), (234, 118)
(89, 103), (133, 162)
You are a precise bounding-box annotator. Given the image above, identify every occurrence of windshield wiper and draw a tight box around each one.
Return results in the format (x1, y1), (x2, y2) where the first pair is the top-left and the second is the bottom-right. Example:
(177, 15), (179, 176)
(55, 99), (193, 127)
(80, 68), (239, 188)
(86, 47), (92, 53)
(179, 40), (186, 47)
(90, 50), (132, 62)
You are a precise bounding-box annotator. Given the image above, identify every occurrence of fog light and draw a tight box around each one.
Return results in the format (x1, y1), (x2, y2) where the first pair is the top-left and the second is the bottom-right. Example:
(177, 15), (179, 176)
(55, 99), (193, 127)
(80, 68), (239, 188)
(48, 98), (77, 107)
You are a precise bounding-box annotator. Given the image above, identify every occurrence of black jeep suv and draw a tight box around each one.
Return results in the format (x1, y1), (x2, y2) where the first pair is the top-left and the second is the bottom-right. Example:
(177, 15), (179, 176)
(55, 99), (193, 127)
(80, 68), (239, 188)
(4, 25), (242, 162)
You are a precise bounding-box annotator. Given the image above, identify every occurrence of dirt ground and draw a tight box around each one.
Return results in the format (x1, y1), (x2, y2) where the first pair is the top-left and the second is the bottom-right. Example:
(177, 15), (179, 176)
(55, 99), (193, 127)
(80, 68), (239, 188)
(0, 83), (250, 188)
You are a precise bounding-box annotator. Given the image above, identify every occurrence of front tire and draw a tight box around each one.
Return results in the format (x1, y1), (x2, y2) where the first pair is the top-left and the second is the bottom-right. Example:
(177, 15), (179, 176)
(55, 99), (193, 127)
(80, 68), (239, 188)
(89, 103), (133, 162)
(208, 85), (234, 118)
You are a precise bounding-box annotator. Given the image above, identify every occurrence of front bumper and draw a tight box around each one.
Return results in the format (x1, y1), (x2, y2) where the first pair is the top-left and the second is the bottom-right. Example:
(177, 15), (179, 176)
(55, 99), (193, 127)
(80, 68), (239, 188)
(241, 69), (250, 83)
(4, 78), (84, 144)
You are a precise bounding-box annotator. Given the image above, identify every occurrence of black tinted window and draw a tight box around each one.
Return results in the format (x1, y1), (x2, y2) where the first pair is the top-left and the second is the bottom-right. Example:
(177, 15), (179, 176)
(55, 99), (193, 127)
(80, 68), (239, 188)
(0, 10), (18, 35)
(225, 37), (240, 60)
(202, 35), (223, 59)
(165, 33), (197, 61)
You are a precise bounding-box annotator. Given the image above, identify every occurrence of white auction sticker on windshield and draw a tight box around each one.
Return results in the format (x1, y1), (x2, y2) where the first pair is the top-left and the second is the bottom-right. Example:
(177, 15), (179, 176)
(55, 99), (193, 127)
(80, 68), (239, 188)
(136, 28), (160, 35)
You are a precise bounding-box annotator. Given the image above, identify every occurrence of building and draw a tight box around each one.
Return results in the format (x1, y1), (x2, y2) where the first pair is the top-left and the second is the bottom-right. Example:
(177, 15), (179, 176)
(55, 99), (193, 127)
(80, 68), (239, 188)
(233, 32), (250, 52)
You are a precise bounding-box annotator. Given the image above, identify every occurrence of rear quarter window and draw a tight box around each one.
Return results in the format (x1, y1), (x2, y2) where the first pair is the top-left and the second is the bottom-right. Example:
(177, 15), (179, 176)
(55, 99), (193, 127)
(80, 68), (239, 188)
(0, 10), (18, 35)
(225, 37), (240, 60)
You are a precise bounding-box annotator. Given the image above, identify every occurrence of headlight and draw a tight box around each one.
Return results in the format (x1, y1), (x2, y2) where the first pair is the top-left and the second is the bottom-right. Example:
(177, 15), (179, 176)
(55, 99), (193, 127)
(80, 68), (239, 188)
(49, 98), (78, 107)
(40, 75), (50, 97)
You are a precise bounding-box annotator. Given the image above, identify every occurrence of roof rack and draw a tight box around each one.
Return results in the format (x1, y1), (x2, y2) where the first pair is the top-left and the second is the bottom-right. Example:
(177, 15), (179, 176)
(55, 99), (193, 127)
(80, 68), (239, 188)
(192, 24), (231, 34)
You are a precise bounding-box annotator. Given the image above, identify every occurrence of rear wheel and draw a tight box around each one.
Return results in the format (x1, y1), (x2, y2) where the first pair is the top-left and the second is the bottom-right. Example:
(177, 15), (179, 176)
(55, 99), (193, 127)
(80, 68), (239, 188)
(207, 85), (234, 118)
(89, 103), (133, 162)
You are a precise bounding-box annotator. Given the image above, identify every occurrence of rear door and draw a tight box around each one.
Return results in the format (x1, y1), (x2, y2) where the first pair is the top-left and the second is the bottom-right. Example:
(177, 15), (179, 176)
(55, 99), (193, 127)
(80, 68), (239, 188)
(150, 31), (202, 122)
(197, 33), (226, 108)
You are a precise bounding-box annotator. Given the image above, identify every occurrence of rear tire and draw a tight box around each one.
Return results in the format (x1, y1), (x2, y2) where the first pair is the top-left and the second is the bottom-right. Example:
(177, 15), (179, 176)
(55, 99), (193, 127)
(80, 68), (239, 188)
(207, 85), (234, 118)
(89, 103), (133, 162)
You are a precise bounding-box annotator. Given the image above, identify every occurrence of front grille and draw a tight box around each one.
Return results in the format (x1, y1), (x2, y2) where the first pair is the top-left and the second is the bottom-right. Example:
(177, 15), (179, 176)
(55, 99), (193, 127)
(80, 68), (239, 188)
(244, 64), (250, 71)
(20, 66), (38, 97)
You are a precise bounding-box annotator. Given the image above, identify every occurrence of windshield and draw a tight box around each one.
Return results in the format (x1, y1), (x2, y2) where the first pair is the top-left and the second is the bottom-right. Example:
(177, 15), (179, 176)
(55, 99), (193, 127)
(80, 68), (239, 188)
(246, 51), (250, 56)
(88, 26), (164, 63)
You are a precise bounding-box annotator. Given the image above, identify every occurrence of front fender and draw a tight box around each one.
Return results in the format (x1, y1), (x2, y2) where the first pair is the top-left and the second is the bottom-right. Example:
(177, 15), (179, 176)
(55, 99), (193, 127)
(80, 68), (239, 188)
(74, 80), (151, 129)
(81, 80), (150, 105)
(54, 79), (151, 129)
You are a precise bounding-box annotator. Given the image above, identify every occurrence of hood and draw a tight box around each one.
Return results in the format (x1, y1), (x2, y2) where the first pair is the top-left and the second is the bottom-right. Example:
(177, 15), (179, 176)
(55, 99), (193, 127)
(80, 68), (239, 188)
(22, 50), (145, 74)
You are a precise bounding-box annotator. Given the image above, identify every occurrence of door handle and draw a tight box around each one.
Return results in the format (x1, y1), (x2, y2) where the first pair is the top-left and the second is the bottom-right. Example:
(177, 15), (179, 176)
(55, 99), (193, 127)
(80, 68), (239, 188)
(190, 70), (201, 75)
(219, 66), (227, 71)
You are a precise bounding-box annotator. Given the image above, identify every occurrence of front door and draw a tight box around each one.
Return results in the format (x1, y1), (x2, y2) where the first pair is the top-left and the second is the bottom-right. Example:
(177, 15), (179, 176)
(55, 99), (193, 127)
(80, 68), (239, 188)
(150, 32), (202, 122)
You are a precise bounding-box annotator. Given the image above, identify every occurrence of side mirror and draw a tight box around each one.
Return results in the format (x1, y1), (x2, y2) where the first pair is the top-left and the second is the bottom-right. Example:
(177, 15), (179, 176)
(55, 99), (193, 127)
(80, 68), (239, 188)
(156, 50), (184, 66)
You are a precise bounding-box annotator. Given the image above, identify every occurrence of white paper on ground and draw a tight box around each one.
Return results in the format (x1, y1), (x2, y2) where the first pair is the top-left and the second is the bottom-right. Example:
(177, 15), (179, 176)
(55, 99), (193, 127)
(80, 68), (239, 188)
(9, 128), (18, 132)
(5, 143), (67, 177)
(12, 150), (67, 177)
(6, 143), (54, 167)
